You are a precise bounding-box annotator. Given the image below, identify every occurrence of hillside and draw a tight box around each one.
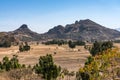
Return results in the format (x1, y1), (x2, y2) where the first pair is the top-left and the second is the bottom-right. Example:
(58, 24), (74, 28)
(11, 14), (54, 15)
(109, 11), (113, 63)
(1, 19), (120, 42)
(42, 19), (120, 42)
(9, 24), (42, 41)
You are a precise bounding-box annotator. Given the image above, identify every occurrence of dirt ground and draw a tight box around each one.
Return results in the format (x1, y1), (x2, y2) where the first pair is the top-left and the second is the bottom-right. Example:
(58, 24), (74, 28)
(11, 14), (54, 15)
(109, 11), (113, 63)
(0, 44), (90, 80)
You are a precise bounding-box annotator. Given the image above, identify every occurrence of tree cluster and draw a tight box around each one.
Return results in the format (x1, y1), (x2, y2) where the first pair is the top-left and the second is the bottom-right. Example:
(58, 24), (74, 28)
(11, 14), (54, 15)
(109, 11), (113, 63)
(68, 40), (76, 49)
(19, 42), (30, 52)
(0, 55), (25, 71)
(68, 40), (86, 49)
(90, 41), (113, 56)
(74, 40), (86, 46)
(33, 54), (61, 80)
(43, 39), (67, 46)
(43, 39), (86, 47)
(76, 48), (120, 80)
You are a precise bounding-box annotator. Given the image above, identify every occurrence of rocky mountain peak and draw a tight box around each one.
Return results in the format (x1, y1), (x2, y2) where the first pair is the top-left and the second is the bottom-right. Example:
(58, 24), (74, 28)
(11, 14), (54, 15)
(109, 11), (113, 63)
(79, 19), (97, 25)
(14, 24), (31, 33)
(19, 24), (29, 29)
(20, 24), (28, 29)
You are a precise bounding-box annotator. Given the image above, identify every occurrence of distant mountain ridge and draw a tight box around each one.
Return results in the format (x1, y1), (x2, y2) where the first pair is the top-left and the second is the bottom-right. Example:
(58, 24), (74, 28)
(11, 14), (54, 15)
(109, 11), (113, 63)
(41, 19), (120, 42)
(0, 19), (120, 42)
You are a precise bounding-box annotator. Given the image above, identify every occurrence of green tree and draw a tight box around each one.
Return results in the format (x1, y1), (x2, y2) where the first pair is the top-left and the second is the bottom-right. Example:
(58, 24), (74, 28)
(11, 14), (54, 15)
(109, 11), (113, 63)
(68, 40), (76, 49)
(34, 54), (61, 80)
(19, 42), (30, 52)
(90, 41), (113, 56)
(0, 55), (23, 71)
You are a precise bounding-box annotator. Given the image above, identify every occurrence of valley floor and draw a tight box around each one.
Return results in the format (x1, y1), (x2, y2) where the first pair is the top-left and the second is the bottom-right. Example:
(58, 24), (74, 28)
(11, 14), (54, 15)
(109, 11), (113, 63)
(0, 44), (90, 80)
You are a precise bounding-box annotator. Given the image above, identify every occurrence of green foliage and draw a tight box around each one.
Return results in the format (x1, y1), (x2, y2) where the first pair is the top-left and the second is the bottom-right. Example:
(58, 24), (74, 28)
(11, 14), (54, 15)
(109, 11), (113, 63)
(43, 39), (85, 47)
(90, 41), (113, 56)
(43, 39), (67, 46)
(19, 42), (30, 52)
(33, 54), (61, 80)
(75, 40), (86, 46)
(76, 48), (120, 80)
(68, 40), (76, 49)
(85, 56), (94, 65)
(0, 55), (24, 71)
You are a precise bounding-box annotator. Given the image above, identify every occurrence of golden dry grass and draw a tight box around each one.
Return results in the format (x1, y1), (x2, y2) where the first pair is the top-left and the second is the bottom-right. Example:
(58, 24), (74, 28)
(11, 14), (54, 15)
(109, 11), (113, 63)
(0, 44), (90, 80)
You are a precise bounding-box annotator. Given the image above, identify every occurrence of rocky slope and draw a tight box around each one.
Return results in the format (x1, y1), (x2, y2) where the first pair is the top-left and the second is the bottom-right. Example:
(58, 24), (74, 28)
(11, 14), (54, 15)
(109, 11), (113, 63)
(42, 19), (120, 42)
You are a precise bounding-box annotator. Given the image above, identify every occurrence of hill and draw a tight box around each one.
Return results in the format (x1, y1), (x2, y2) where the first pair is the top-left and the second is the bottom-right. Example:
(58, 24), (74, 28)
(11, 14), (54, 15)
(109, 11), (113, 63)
(42, 19), (120, 42)
(9, 24), (41, 41)
(1, 19), (120, 42)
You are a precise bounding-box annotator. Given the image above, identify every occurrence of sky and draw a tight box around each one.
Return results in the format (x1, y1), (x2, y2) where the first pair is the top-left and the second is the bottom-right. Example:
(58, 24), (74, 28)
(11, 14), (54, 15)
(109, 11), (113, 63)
(0, 0), (120, 33)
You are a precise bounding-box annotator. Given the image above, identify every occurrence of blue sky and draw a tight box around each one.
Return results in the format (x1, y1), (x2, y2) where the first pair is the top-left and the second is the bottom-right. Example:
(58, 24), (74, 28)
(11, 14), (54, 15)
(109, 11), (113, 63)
(0, 0), (120, 33)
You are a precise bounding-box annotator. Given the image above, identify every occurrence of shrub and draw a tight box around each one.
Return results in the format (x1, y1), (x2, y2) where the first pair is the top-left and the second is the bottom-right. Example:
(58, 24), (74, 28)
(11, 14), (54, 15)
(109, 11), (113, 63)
(90, 41), (113, 56)
(19, 42), (30, 52)
(33, 54), (61, 80)
(0, 55), (24, 71)
(76, 48), (120, 80)
(68, 40), (76, 49)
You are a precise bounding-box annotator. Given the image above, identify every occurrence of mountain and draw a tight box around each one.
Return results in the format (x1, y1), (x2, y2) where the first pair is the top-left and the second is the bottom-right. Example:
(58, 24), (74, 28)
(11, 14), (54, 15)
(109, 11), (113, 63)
(41, 19), (120, 42)
(9, 24), (41, 41)
(0, 19), (120, 42)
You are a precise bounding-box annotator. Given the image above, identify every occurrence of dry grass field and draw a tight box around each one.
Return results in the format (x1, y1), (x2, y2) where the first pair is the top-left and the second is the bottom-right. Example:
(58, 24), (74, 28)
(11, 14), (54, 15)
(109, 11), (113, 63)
(0, 44), (90, 80)
(0, 44), (91, 71)
(0, 43), (120, 80)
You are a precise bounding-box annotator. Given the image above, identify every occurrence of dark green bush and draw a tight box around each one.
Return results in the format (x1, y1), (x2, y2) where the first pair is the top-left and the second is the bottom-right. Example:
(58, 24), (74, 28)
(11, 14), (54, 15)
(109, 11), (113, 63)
(19, 42), (30, 52)
(33, 54), (61, 80)
(68, 40), (76, 49)
(0, 55), (24, 71)
(90, 41), (113, 56)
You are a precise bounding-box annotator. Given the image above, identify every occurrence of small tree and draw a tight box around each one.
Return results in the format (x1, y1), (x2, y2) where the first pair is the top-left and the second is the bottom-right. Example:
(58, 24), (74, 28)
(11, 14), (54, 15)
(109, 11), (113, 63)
(90, 41), (113, 56)
(19, 42), (30, 52)
(34, 54), (61, 80)
(0, 55), (22, 71)
(68, 40), (76, 49)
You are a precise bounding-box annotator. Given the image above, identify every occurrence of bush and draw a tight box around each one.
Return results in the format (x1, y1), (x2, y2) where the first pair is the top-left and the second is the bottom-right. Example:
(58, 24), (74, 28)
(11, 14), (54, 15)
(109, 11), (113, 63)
(68, 40), (76, 49)
(90, 41), (113, 56)
(19, 42), (30, 52)
(0, 55), (24, 71)
(33, 54), (61, 80)
(76, 48), (120, 80)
